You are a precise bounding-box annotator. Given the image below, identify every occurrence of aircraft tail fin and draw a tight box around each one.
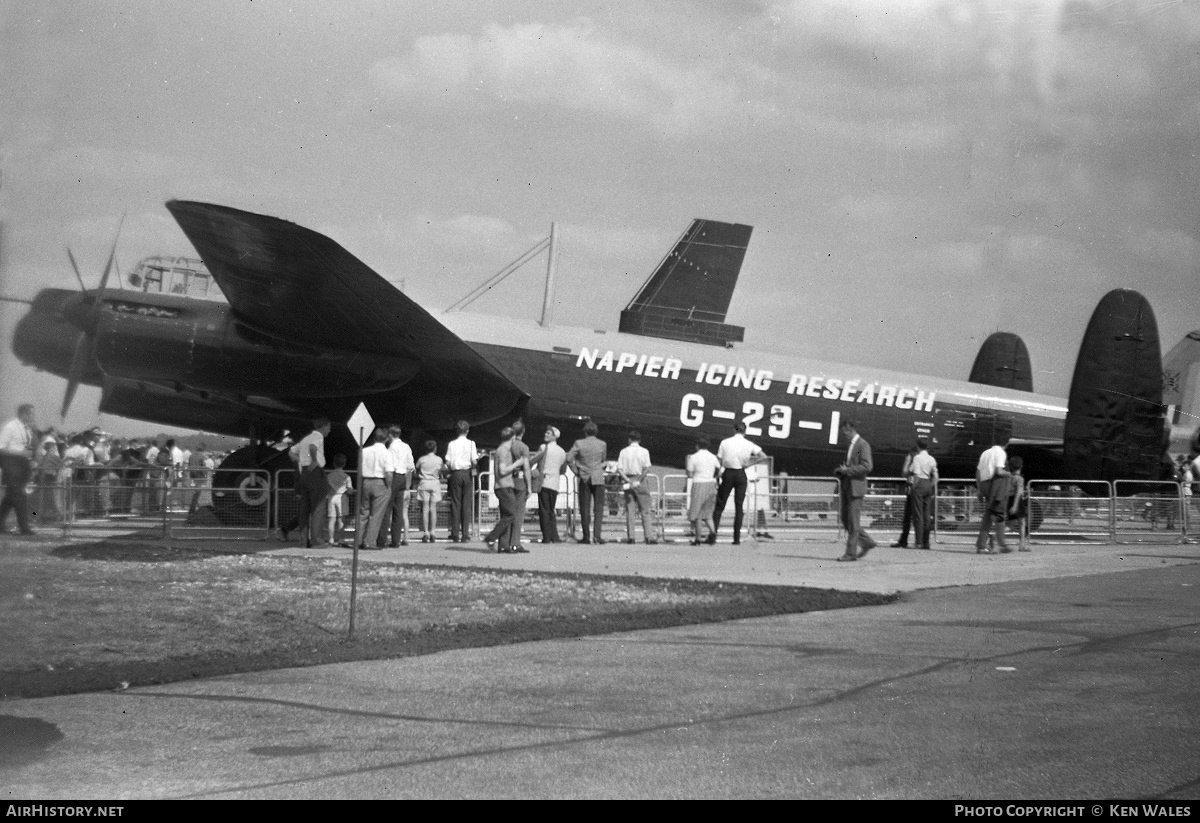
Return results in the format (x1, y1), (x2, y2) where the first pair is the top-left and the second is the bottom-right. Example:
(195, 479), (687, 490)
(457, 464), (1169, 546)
(969, 332), (1034, 392)
(1062, 289), (1166, 483)
(1164, 330), (1200, 455)
(618, 218), (752, 347)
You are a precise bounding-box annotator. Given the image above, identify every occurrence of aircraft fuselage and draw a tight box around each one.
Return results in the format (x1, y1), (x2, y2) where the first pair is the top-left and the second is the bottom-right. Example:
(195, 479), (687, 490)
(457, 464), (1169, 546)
(15, 285), (1069, 478)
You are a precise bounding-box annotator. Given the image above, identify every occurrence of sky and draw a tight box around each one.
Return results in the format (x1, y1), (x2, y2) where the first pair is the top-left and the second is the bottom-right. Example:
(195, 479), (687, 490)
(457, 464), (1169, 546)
(1, 0), (1197, 438)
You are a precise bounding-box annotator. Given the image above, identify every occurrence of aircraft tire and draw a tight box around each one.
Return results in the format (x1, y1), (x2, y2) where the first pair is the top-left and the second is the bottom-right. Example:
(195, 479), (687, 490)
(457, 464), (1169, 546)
(212, 445), (296, 529)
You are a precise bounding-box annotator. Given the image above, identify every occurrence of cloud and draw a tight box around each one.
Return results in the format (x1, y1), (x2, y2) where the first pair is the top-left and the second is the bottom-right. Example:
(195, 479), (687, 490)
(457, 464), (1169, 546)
(368, 19), (767, 137)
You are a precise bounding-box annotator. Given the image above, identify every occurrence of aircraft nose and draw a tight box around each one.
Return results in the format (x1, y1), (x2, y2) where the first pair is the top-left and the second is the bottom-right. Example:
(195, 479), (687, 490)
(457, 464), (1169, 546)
(12, 288), (82, 372)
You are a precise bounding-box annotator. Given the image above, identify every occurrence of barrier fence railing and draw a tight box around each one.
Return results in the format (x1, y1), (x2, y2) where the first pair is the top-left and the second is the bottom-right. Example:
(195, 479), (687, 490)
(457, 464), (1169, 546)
(1112, 479), (1189, 544)
(1025, 480), (1114, 544)
(25, 466), (274, 538)
(18, 468), (1200, 546)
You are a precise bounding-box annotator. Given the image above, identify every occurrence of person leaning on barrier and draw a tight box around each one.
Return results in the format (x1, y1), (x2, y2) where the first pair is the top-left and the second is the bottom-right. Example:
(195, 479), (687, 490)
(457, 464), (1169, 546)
(0, 403), (37, 535)
(617, 430), (657, 544)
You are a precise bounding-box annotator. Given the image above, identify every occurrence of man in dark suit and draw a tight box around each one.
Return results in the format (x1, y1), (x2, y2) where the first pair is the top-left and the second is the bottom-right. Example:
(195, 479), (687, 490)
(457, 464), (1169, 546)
(566, 419), (607, 544)
(834, 419), (877, 561)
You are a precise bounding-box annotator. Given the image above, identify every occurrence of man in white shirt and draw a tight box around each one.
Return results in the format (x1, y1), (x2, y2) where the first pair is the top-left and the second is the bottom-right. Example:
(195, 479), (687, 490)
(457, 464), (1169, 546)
(974, 438), (1009, 554)
(0, 403), (37, 534)
(908, 439), (939, 550)
(288, 417), (331, 548)
(617, 430), (657, 544)
(533, 426), (567, 543)
(714, 422), (767, 545)
(443, 420), (478, 543)
(378, 425), (415, 547)
(357, 427), (394, 550)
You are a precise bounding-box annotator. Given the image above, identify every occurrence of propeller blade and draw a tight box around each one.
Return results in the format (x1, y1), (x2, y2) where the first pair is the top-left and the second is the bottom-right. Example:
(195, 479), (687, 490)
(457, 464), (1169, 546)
(66, 247), (87, 292)
(61, 332), (92, 419)
(96, 212), (126, 294)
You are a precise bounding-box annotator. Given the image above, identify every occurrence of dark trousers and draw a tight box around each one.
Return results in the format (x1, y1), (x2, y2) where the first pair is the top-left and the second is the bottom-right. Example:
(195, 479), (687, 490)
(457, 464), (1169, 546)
(447, 469), (473, 541)
(897, 490), (913, 544)
(376, 475), (409, 546)
(538, 487), (560, 542)
(0, 455), (32, 533)
(510, 486), (528, 549)
(912, 479), (934, 548)
(840, 491), (874, 554)
(484, 486), (516, 545)
(290, 467), (328, 542)
(713, 468), (748, 540)
(578, 481), (605, 542)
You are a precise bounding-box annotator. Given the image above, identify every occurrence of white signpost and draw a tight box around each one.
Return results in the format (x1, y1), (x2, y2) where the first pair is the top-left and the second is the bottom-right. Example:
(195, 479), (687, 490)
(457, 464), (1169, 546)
(346, 403), (375, 640)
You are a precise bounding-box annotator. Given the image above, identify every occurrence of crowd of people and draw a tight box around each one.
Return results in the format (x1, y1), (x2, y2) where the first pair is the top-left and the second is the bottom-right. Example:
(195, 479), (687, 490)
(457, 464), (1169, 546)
(0, 402), (227, 532)
(5, 400), (1199, 551)
(272, 414), (773, 554)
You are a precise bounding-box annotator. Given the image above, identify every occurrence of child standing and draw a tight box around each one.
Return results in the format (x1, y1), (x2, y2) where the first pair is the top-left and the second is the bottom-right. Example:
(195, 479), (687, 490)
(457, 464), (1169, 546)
(325, 453), (353, 547)
(1005, 456), (1028, 553)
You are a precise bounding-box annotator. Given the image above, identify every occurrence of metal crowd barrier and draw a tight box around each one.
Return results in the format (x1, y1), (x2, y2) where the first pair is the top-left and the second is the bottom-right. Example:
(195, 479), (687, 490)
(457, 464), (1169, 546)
(25, 466), (273, 538)
(17, 466), (1200, 547)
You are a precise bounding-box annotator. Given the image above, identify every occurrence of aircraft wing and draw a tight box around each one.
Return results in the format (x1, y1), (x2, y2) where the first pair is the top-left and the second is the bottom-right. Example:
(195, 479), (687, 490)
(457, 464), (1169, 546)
(165, 200), (526, 426)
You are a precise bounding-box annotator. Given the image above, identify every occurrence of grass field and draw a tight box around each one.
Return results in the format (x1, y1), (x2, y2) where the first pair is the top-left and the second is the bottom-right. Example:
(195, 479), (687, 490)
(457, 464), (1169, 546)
(0, 535), (897, 699)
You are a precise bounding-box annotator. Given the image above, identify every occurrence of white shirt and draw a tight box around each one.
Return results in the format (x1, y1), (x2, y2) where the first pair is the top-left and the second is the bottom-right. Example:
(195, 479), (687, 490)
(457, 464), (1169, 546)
(0, 417), (33, 457)
(444, 435), (478, 471)
(387, 439), (415, 476)
(717, 433), (762, 470)
(618, 442), (652, 481)
(359, 442), (395, 479)
(977, 445), (1007, 483)
(910, 450), (938, 480)
(687, 449), (721, 484)
(170, 446), (185, 466)
(144, 445), (160, 465)
(290, 430), (325, 469)
(538, 442), (567, 492)
(63, 444), (94, 466)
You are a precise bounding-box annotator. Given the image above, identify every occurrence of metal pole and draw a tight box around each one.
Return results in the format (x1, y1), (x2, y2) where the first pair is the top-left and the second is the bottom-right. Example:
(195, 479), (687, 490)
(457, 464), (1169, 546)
(539, 222), (559, 328)
(349, 427), (363, 640)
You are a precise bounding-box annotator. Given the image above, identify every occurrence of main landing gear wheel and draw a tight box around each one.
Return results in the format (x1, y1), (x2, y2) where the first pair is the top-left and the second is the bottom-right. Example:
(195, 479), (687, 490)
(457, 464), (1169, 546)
(212, 445), (296, 528)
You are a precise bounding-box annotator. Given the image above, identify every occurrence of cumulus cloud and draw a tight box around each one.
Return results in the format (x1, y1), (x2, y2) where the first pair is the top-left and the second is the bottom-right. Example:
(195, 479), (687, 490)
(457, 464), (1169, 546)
(368, 19), (767, 137)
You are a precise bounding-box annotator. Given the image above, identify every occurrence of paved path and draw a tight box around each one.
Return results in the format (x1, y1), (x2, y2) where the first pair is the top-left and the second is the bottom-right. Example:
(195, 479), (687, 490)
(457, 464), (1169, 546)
(2, 535), (1199, 799)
